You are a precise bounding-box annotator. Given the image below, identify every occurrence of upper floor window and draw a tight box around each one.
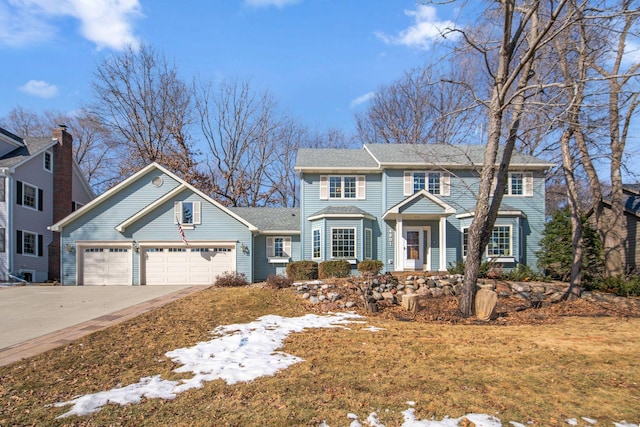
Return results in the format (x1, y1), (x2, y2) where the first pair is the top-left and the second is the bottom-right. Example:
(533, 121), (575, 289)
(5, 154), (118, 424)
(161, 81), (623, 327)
(320, 175), (365, 200)
(44, 151), (53, 172)
(16, 181), (43, 211)
(267, 236), (291, 261)
(404, 171), (450, 196)
(502, 172), (533, 197)
(174, 201), (201, 227)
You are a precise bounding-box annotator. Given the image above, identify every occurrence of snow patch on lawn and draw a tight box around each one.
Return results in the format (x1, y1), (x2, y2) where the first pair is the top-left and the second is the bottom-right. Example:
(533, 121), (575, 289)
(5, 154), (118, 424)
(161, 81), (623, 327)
(55, 312), (364, 418)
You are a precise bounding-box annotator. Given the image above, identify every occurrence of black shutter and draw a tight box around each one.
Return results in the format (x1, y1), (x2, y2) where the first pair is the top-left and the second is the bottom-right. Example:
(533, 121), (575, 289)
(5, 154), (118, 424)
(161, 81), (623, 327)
(37, 234), (43, 257)
(38, 189), (43, 211)
(16, 230), (22, 254)
(16, 181), (22, 205)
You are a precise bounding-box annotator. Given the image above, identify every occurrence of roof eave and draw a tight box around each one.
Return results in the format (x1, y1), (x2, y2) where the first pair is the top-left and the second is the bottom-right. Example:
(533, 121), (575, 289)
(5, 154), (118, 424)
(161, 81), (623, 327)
(307, 213), (376, 221)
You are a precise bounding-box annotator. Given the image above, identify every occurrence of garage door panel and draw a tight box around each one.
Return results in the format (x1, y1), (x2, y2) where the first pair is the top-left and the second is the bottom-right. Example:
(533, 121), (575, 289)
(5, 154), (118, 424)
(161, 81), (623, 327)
(143, 246), (234, 285)
(82, 247), (131, 286)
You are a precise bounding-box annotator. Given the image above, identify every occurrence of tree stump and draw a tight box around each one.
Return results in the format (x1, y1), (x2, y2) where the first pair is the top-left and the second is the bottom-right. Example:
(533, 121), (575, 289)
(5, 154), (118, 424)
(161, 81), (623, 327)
(401, 294), (419, 313)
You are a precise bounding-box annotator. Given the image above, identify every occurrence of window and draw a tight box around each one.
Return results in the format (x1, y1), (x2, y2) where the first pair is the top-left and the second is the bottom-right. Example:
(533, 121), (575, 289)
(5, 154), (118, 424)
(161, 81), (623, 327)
(174, 201), (201, 225)
(17, 230), (42, 257)
(267, 236), (291, 261)
(0, 177), (4, 201)
(331, 228), (355, 258)
(0, 228), (5, 252)
(488, 226), (511, 257)
(404, 171), (449, 196)
(72, 201), (84, 212)
(364, 228), (372, 259)
(320, 176), (365, 200)
(44, 151), (52, 172)
(312, 228), (321, 259)
(462, 226), (512, 258)
(16, 181), (43, 211)
(503, 172), (533, 196)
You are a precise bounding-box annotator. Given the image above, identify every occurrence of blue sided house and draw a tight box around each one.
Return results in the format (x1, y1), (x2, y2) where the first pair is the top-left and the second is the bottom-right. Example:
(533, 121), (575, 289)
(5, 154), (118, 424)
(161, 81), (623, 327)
(50, 143), (552, 285)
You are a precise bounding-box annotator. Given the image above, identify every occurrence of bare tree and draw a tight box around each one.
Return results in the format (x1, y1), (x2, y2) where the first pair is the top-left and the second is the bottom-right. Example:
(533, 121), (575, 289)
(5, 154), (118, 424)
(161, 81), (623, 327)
(458, 0), (573, 317)
(355, 62), (481, 145)
(0, 107), (115, 192)
(91, 44), (202, 184)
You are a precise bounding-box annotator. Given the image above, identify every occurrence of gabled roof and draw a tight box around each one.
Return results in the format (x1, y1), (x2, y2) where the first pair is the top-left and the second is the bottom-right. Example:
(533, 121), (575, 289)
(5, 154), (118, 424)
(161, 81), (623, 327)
(0, 137), (56, 169)
(599, 188), (640, 218)
(383, 189), (455, 220)
(308, 206), (376, 221)
(229, 207), (300, 234)
(294, 147), (379, 172)
(50, 163), (256, 232)
(115, 184), (189, 232)
(0, 127), (24, 147)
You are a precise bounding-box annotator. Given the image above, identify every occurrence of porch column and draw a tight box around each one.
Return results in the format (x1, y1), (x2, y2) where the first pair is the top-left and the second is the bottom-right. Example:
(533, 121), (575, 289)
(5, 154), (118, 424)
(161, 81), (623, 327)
(439, 216), (447, 271)
(396, 215), (403, 272)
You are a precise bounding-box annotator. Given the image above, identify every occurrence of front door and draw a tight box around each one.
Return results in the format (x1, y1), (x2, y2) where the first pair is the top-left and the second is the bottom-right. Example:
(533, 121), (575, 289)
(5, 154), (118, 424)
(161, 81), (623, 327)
(403, 227), (423, 270)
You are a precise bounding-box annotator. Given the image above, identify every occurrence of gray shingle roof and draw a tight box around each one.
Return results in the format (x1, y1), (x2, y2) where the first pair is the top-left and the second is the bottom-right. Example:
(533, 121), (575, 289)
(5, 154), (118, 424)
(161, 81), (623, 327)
(295, 148), (378, 170)
(364, 144), (553, 167)
(229, 207), (300, 232)
(308, 205), (375, 219)
(0, 137), (54, 168)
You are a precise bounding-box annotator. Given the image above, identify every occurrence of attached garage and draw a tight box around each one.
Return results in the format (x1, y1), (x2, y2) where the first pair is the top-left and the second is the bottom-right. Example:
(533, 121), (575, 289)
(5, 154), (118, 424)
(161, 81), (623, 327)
(142, 245), (235, 285)
(81, 246), (132, 285)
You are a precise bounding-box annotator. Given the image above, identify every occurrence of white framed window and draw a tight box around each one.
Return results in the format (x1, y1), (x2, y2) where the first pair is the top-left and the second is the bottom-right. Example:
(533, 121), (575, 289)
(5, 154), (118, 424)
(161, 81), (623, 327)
(364, 228), (372, 259)
(312, 228), (322, 259)
(0, 177), (5, 201)
(267, 236), (291, 262)
(43, 151), (53, 172)
(174, 201), (201, 226)
(462, 225), (513, 258)
(72, 201), (84, 212)
(0, 227), (5, 253)
(320, 175), (365, 200)
(404, 171), (450, 196)
(331, 227), (356, 259)
(503, 172), (533, 197)
(17, 181), (42, 211)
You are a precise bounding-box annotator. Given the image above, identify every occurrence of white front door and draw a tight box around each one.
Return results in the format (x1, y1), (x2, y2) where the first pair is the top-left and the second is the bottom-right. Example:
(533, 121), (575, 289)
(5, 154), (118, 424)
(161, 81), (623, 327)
(403, 227), (423, 270)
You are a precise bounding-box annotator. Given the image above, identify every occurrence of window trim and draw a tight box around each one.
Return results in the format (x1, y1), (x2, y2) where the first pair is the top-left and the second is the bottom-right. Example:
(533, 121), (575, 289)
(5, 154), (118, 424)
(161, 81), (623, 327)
(462, 225), (513, 260)
(504, 172), (533, 197)
(330, 227), (356, 259)
(312, 228), (322, 260)
(43, 150), (53, 172)
(17, 181), (43, 211)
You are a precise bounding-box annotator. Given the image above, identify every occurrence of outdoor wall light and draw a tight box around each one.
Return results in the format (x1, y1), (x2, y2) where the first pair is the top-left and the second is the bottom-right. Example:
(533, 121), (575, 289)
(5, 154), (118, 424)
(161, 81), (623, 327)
(132, 240), (140, 253)
(65, 244), (74, 253)
(240, 243), (249, 254)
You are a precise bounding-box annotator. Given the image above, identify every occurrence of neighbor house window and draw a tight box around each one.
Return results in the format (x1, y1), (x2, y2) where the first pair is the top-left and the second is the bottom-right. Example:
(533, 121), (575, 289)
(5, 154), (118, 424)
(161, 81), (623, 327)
(404, 171), (449, 196)
(488, 226), (511, 257)
(16, 181), (43, 211)
(320, 176), (365, 200)
(17, 230), (42, 257)
(331, 228), (355, 258)
(0, 177), (5, 201)
(364, 228), (372, 259)
(44, 151), (53, 172)
(312, 228), (321, 259)
(174, 201), (201, 225)
(267, 236), (291, 261)
(0, 228), (5, 252)
(72, 201), (84, 212)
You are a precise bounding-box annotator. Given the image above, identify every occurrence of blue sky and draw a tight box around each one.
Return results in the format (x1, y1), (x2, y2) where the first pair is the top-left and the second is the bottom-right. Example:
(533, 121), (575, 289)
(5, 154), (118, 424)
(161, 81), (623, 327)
(0, 0), (461, 135)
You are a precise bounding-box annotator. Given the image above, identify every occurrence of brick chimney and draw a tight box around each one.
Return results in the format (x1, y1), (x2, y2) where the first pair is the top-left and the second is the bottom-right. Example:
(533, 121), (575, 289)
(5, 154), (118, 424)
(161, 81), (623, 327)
(48, 125), (73, 281)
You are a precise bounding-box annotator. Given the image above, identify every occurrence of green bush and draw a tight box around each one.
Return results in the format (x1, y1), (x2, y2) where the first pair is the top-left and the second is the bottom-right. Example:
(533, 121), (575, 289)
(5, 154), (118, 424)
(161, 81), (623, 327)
(265, 274), (293, 289)
(286, 261), (318, 281)
(586, 275), (640, 296)
(446, 259), (495, 278)
(215, 271), (249, 287)
(357, 260), (383, 276)
(536, 207), (603, 282)
(319, 260), (352, 279)
(504, 264), (543, 282)
(447, 259), (465, 275)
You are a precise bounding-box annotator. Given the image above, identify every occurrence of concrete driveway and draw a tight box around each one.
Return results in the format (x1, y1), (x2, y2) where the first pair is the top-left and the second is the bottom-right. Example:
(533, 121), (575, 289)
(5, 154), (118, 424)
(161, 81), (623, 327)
(0, 285), (206, 367)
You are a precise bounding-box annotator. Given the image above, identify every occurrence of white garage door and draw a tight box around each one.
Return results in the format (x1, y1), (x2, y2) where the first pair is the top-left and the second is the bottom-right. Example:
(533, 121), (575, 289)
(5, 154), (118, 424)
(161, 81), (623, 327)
(143, 246), (234, 285)
(82, 247), (132, 285)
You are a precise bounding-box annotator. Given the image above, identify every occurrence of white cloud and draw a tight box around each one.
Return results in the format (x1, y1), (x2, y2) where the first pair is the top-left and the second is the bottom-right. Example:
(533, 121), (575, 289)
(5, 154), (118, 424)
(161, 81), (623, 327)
(244, 0), (301, 8)
(375, 5), (457, 50)
(350, 92), (375, 109)
(0, 0), (142, 50)
(624, 39), (640, 65)
(19, 80), (58, 98)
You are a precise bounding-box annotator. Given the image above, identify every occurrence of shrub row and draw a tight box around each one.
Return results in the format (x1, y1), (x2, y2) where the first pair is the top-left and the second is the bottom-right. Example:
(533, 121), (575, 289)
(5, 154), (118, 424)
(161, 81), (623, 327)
(285, 259), (384, 280)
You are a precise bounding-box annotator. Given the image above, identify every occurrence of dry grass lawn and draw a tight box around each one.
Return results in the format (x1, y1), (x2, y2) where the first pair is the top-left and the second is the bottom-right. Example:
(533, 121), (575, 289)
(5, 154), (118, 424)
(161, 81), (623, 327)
(1, 286), (639, 426)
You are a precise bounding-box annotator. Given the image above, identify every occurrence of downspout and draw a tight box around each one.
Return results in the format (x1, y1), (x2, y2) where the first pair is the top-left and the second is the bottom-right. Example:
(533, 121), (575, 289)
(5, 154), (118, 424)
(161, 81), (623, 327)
(3, 168), (13, 277)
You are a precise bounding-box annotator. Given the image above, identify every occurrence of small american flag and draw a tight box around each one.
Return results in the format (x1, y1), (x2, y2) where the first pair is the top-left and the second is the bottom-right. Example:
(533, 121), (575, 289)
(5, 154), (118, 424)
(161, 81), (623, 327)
(177, 215), (188, 245)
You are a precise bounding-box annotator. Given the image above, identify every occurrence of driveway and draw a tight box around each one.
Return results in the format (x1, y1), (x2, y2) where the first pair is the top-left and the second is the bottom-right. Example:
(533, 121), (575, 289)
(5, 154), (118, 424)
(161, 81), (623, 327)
(0, 285), (206, 367)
